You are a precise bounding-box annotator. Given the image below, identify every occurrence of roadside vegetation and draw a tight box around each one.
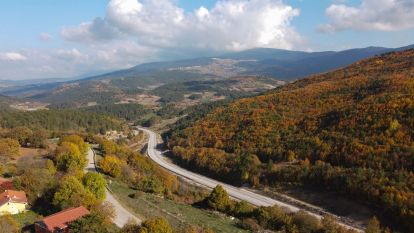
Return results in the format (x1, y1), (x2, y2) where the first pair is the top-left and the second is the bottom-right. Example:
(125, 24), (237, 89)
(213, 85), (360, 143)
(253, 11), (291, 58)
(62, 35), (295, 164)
(204, 185), (381, 233)
(93, 136), (244, 232)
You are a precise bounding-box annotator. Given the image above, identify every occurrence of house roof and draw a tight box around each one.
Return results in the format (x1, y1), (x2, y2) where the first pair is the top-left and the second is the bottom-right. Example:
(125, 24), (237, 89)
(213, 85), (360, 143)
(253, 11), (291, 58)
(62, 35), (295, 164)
(0, 190), (28, 207)
(40, 206), (90, 231)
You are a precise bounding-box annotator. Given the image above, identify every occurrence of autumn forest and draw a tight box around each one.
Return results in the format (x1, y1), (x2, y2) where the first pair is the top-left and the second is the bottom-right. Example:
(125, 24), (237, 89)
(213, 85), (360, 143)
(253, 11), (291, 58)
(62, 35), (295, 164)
(169, 50), (414, 232)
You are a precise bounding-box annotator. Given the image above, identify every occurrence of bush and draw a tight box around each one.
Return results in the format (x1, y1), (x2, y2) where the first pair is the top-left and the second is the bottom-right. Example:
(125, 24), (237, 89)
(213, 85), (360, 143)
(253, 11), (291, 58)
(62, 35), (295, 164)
(365, 217), (381, 233)
(239, 218), (261, 232)
(140, 217), (173, 233)
(0, 138), (20, 159)
(0, 215), (20, 233)
(99, 155), (124, 178)
(254, 206), (293, 231)
(138, 176), (165, 194)
(205, 185), (231, 212)
(69, 213), (110, 233)
(231, 201), (254, 218)
(292, 211), (321, 233)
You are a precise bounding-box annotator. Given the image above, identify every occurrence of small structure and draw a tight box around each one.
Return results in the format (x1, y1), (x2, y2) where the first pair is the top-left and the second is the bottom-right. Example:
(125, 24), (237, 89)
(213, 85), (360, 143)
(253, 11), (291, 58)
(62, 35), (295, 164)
(35, 206), (90, 233)
(0, 177), (14, 192)
(0, 190), (28, 215)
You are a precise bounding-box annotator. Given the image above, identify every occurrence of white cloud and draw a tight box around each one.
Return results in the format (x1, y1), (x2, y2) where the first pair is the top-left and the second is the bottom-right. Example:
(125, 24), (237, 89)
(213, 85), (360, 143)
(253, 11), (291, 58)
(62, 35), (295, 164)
(62, 0), (301, 51)
(61, 18), (122, 43)
(39, 32), (53, 41)
(1, 0), (303, 80)
(55, 48), (84, 60)
(320, 0), (414, 32)
(0, 44), (157, 80)
(0, 52), (27, 61)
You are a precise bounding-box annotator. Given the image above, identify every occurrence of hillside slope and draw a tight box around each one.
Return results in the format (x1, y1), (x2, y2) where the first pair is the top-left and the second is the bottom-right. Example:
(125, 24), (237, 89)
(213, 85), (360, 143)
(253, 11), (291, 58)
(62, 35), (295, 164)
(169, 49), (414, 231)
(28, 76), (283, 109)
(3, 45), (412, 104)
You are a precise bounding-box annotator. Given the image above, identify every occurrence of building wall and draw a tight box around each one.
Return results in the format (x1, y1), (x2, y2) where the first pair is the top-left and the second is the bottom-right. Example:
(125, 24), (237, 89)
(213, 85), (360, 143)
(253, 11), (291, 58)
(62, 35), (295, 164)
(0, 202), (27, 215)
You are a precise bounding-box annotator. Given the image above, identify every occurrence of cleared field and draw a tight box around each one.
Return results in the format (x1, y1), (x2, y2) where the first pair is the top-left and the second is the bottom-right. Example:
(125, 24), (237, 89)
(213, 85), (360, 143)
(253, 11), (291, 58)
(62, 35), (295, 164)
(109, 180), (249, 233)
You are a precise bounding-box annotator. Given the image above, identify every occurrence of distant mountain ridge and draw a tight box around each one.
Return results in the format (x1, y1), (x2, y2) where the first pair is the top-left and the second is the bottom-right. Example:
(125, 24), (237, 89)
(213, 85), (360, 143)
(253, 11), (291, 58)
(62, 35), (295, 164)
(2, 44), (413, 108)
(81, 44), (414, 82)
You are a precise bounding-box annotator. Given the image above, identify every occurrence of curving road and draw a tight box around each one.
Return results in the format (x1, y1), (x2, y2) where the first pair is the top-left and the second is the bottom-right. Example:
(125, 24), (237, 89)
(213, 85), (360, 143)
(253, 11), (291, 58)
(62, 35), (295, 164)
(138, 127), (363, 232)
(86, 148), (142, 227)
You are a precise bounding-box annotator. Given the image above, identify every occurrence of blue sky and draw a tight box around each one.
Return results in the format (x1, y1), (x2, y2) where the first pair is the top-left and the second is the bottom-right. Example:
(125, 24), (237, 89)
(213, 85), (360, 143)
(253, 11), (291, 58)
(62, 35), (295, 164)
(0, 0), (413, 80)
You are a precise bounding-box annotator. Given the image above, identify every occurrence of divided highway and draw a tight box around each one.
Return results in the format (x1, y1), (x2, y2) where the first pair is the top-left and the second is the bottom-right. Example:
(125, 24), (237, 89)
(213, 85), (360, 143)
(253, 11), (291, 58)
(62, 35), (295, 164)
(138, 127), (364, 232)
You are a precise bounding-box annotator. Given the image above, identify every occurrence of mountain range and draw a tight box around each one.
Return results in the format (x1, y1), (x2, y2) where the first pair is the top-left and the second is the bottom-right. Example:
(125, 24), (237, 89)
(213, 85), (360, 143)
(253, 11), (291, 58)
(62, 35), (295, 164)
(1, 44), (413, 109)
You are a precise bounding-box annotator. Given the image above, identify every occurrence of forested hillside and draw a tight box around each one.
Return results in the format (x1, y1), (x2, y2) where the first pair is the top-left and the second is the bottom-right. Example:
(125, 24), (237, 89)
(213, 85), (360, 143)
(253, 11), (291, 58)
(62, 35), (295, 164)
(168, 49), (414, 231)
(0, 110), (124, 134)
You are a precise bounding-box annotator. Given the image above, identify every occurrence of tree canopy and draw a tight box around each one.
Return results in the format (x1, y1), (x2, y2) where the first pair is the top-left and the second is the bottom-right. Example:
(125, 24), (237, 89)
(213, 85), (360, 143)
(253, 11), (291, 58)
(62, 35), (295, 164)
(168, 49), (414, 232)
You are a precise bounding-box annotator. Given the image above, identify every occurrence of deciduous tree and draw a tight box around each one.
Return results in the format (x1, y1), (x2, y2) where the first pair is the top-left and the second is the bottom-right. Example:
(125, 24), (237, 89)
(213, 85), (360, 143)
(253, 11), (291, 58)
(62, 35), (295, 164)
(83, 172), (106, 201)
(99, 155), (123, 178)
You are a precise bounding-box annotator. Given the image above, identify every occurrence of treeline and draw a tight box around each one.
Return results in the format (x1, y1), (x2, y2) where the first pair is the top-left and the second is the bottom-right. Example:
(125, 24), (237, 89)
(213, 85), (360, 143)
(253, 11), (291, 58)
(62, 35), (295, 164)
(0, 126), (49, 148)
(82, 103), (151, 121)
(168, 50), (414, 232)
(0, 109), (124, 134)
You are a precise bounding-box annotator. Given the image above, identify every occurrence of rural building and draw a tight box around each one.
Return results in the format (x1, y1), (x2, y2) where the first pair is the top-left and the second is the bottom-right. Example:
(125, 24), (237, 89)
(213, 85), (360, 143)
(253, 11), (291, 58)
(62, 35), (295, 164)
(34, 206), (90, 233)
(0, 190), (28, 215)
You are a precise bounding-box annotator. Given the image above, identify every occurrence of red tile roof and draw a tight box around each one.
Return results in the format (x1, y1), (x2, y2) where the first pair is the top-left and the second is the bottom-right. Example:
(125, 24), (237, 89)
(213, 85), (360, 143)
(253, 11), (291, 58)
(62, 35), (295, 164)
(0, 190), (28, 207)
(40, 206), (90, 232)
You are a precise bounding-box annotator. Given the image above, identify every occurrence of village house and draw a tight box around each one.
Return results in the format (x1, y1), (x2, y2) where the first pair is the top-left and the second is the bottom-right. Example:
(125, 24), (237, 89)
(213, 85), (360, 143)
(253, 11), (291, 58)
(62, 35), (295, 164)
(0, 190), (28, 215)
(35, 206), (90, 233)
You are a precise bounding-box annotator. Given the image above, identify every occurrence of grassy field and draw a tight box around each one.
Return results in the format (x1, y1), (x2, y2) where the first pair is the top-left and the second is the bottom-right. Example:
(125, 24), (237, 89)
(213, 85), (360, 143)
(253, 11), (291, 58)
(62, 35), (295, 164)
(108, 180), (249, 233)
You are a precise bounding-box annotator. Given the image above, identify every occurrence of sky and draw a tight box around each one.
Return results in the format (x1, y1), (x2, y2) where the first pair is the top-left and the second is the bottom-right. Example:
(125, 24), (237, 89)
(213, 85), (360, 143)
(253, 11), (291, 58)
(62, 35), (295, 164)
(0, 0), (413, 80)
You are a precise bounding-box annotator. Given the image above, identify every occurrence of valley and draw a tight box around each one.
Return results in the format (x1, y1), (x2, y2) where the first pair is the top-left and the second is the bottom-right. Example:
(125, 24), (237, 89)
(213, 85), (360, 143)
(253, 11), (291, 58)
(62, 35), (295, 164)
(1, 45), (412, 111)
(2, 1), (414, 232)
(0, 47), (413, 233)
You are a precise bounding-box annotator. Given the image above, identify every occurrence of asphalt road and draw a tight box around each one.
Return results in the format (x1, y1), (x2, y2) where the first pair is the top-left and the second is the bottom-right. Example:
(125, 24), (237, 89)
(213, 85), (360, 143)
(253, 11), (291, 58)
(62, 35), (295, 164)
(138, 127), (363, 232)
(86, 148), (142, 227)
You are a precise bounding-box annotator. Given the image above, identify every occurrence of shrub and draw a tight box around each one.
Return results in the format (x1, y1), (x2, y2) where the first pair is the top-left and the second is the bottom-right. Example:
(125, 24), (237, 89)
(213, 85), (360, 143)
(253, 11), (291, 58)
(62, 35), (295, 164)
(0, 215), (20, 233)
(99, 155), (123, 178)
(205, 185), (231, 212)
(292, 211), (321, 233)
(140, 217), (173, 233)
